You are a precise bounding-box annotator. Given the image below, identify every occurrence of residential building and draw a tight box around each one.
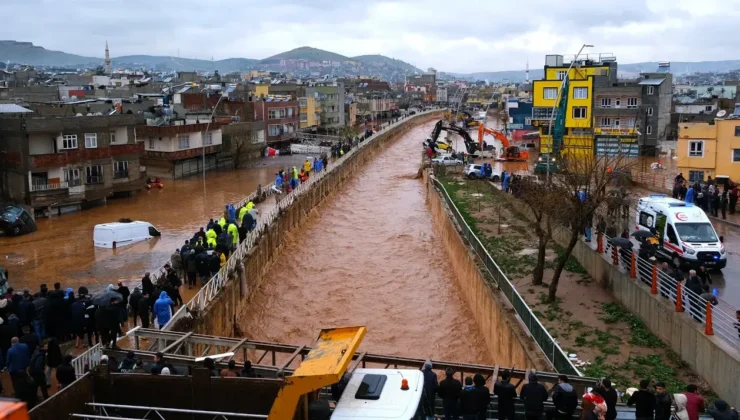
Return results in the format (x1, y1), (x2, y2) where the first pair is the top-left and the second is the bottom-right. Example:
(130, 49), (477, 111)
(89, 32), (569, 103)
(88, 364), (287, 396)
(356, 98), (398, 123)
(305, 82), (346, 129)
(506, 98), (534, 130)
(436, 87), (448, 104)
(676, 118), (740, 183)
(345, 101), (357, 127)
(674, 97), (719, 115)
(592, 78), (641, 156)
(0, 114), (144, 215)
(532, 53), (616, 158)
(404, 74), (436, 103)
(299, 96), (320, 129)
(138, 122), (223, 179)
(639, 71), (674, 150)
(253, 97), (300, 144)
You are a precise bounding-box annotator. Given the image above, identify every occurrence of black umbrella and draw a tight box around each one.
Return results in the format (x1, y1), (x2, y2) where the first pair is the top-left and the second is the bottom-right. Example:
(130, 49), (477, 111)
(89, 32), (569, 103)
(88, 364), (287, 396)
(631, 230), (656, 239)
(92, 290), (122, 306)
(609, 237), (634, 248)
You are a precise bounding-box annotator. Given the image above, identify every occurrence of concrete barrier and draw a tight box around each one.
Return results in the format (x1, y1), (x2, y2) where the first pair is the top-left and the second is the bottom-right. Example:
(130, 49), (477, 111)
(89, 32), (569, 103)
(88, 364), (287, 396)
(424, 171), (553, 372)
(171, 111), (445, 338)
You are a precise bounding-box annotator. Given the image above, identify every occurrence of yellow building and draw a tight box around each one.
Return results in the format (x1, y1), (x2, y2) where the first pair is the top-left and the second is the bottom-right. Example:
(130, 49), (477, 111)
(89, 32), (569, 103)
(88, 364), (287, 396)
(677, 119), (740, 183)
(299, 96), (320, 129)
(254, 84), (270, 98)
(531, 54), (614, 158)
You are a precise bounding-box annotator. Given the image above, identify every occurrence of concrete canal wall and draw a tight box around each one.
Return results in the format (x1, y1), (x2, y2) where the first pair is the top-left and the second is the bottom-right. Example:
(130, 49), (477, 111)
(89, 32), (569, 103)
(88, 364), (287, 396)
(424, 171), (553, 371)
(172, 111), (444, 339)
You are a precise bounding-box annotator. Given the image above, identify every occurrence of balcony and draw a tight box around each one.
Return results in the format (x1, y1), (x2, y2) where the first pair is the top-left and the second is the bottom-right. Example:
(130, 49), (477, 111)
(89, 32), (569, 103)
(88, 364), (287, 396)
(86, 176), (104, 185)
(114, 171), (129, 179)
(30, 182), (68, 192)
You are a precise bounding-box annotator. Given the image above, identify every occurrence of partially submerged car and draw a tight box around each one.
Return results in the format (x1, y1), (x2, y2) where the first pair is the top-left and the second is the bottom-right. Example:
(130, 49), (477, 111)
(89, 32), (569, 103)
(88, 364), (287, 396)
(0, 205), (37, 236)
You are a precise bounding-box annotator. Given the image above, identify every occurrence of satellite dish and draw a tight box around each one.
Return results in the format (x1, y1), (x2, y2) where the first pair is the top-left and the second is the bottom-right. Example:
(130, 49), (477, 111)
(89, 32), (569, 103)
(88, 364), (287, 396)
(717, 110), (727, 118)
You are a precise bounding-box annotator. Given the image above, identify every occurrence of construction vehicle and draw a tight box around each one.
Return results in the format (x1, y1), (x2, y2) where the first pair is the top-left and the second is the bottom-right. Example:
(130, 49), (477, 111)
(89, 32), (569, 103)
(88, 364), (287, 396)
(534, 79), (569, 175)
(268, 326), (425, 420)
(443, 111), (480, 128)
(477, 124), (529, 162)
(428, 120), (494, 158)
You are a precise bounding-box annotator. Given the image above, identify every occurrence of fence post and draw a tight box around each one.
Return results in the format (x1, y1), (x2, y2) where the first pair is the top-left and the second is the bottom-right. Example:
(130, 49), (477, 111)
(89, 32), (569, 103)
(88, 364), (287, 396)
(675, 282), (684, 312)
(651, 264), (658, 294)
(597, 232), (604, 253)
(630, 252), (637, 278)
(612, 246), (618, 265)
(704, 301), (714, 335)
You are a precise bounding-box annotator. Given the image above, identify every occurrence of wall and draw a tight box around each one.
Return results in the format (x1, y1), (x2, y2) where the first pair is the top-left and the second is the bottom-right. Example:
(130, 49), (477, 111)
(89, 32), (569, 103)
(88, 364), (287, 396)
(677, 122), (718, 180)
(171, 112), (444, 339)
(425, 172), (552, 372)
(29, 134), (54, 155)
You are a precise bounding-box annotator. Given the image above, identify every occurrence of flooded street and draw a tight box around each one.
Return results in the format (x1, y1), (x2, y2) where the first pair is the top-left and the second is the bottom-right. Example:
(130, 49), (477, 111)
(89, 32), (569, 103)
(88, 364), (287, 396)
(0, 156), (305, 292)
(238, 122), (492, 364)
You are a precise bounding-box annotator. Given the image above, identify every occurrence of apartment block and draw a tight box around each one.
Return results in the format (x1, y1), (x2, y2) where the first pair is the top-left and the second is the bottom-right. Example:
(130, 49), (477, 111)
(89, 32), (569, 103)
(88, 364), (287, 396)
(0, 114), (144, 215)
(138, 122), (223, 179)
(253, 98), (300, 144)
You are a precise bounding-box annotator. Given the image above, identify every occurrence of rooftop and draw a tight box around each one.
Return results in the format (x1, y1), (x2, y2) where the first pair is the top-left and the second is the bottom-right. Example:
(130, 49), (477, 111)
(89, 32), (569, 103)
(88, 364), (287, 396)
(0, 103), (32, 113)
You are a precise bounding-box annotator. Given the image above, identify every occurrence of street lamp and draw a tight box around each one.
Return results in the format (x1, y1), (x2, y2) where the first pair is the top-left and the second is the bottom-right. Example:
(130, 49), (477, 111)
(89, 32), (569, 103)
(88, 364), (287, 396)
(545, 44), (594, 182)
(203, 93), (226, 181)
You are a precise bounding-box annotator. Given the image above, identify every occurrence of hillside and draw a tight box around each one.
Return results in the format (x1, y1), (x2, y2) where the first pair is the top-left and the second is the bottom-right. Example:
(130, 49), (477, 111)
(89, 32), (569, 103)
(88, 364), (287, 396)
(263, 46), (348, 63)
(352, 54), (422, 74)
(112, 55), (258, 72)
(0, 40), (97, 67)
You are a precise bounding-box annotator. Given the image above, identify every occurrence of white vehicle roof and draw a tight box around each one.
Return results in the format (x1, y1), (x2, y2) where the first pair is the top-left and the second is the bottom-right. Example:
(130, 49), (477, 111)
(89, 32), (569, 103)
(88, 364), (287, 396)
(331, 369), (423, 420)
(94, 221), (153, 229)
(637, 195), (710, 224)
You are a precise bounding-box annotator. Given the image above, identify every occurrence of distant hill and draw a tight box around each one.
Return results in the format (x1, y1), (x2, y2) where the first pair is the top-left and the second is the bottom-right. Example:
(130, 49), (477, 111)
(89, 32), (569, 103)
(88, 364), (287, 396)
(0, 40), (97, 67)
(352, 54), (423, 74)
(263, 46), (348, 63)
(112, 55), (258, 72)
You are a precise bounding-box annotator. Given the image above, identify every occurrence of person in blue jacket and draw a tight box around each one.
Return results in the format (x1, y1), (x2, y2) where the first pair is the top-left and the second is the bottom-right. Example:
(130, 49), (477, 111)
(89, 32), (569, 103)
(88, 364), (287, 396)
(685, 185), (695, 204)
(152, 292), (174, 329)
(503, 171), (511, 192)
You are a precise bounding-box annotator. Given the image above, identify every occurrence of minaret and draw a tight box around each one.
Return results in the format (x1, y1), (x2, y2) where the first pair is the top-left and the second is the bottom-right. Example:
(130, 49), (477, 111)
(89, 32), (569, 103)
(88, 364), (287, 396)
(525, 58), (529, 83)
(105, 41), (111, 74)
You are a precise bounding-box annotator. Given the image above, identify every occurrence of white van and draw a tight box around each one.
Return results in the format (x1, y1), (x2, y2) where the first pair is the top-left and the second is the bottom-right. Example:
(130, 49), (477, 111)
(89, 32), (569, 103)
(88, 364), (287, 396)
(330, 369), (425, 420)
(635, 194), (726, 269)
(93, 221), (161, 249)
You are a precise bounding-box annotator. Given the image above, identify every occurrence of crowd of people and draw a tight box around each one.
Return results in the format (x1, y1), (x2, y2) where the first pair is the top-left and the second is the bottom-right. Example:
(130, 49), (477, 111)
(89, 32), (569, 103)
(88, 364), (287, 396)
(672, 173), (738, 220)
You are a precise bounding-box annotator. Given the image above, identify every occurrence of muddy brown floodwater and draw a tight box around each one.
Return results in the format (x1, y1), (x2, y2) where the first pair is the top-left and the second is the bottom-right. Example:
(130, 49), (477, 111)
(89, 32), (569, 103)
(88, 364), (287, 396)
(239, 122), (493, 364)
(0, 155), (307, 293)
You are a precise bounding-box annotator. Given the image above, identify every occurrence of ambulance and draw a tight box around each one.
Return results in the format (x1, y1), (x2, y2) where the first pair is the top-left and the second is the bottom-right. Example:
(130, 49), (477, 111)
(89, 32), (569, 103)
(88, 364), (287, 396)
(635, 194), (726, 269)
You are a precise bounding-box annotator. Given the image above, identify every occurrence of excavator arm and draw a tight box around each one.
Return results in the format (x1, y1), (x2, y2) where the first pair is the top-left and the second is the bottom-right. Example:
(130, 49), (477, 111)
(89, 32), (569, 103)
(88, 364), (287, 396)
(477, 124), (530, 161)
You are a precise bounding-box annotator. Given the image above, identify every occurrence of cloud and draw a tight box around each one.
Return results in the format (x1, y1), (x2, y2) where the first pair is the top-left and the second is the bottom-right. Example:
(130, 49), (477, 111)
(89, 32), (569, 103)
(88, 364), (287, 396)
(2, 0), (739, 73)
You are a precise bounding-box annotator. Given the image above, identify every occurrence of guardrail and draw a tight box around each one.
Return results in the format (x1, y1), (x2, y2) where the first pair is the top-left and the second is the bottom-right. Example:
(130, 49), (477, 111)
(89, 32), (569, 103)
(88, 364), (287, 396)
(600, 234), (740, 349)
(631, 171), (673, 192)
(30, 182), (68, 192)
(431, 176), (582, 376)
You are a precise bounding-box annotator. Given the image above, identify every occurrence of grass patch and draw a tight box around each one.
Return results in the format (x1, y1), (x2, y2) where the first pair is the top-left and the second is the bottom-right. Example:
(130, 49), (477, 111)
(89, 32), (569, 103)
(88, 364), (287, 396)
(600, 302), (664, 348)
(548, 244), (587, 274)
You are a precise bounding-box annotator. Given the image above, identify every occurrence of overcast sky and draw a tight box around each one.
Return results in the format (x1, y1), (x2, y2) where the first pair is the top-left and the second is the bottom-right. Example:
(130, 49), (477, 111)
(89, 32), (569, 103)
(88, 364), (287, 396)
(3, 0), (739, 73)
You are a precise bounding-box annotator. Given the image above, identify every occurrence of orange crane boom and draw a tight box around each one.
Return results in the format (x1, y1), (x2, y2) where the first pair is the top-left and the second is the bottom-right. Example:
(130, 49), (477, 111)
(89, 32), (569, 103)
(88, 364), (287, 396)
(477, 124), (529, 161)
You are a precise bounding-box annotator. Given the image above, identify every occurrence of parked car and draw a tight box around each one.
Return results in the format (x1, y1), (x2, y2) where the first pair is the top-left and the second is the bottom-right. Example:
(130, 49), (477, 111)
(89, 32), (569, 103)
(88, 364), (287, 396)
(464, 164), (501, 181)
(432, 156), (463, 166)
(0, 205), (37, 236)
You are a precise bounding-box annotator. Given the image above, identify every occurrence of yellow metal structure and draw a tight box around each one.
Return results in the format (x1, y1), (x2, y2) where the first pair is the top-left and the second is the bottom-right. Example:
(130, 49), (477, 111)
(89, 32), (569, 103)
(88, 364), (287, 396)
(268, 326), (367, 420)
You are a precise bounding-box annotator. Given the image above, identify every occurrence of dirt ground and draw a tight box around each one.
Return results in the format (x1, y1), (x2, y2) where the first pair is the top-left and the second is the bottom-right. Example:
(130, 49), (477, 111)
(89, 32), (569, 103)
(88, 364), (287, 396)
(440, 174), (715, 398)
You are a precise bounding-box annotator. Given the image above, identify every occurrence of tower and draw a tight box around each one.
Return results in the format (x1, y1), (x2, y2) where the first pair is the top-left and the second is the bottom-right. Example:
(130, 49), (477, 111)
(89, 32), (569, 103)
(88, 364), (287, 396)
(525, 58), (529, 83)
(105, 41), (111, 74)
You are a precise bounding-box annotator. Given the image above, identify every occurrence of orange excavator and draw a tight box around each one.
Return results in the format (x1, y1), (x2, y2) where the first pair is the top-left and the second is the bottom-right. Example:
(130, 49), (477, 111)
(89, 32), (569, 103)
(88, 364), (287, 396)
(477, 124), (529, 161)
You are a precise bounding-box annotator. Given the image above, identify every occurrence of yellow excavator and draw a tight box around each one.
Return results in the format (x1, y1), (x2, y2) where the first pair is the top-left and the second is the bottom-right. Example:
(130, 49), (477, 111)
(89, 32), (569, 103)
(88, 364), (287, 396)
(444, 111), (480, 128)
(268, 326), (425, 420)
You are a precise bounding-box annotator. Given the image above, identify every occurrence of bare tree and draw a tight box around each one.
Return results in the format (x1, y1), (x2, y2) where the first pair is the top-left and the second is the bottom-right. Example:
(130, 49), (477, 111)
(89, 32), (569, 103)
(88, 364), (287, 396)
(517, 178), (561, 285)
(231, 125), (254, 169)
(545, 149), (637, 300)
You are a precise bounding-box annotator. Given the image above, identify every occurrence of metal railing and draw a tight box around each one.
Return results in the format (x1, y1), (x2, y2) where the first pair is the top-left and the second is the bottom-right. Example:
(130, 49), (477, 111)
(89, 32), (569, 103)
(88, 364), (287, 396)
(86, 176), (104, 185)
(72, 343), (103, 378)
(600, 234), (740, 349)
(30, 181), (68, 192)
(432, 177), (582, 376)
(631, 171), (673, 192)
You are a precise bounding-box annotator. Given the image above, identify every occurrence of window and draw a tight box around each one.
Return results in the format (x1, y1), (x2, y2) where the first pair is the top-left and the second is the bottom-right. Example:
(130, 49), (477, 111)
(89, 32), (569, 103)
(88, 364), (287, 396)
(639, 212), (654, 228)
(735, 126), (740, 136)
(85, 165), (103, 184)
(84, 133), (97, 148)
(647, 86), (655, 95)
(666, 224), (679, 245)
(300, 112), (308, 122)
(299, 98), (307, 107)
(61, 134), (78, 150)
(688, 170), (704, 184)
(626, 118), (636, 127)
(615, 98), (621, 107)
(627, 97), (638, 108)
(178, 135), (190, 149)
(557, 71), (566, 80)
(601, 98), (612, 108)
(543, 88), (557, 99)
(705, 105), (713, 112)
(524, 117), (532, 125)
(287, 107), (294, 117)
(688, 140), (704, 157)
(251, 131), (264, 144)
(113, 161), (129, 179)
(110, 131), (117, 144)
(601, 117), (612, 127)
(64, 168), (81, 187)
(646, 125), (652, 135)
(733, 149), (740, 162)
(204, 133), (213, 146)
(614, 119), (620, 127)
(268, 108), (286, 119)
(268, 124), (281, 136)
(647, 107), (653, 116)
(573, 87), (588, 99)
(572, 107), (587, 119)
(148, 137), (155, 150)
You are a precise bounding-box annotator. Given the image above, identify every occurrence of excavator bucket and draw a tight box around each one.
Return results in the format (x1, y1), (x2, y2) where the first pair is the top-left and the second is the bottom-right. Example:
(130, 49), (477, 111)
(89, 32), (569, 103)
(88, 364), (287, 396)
(268, 326), (367, 420)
